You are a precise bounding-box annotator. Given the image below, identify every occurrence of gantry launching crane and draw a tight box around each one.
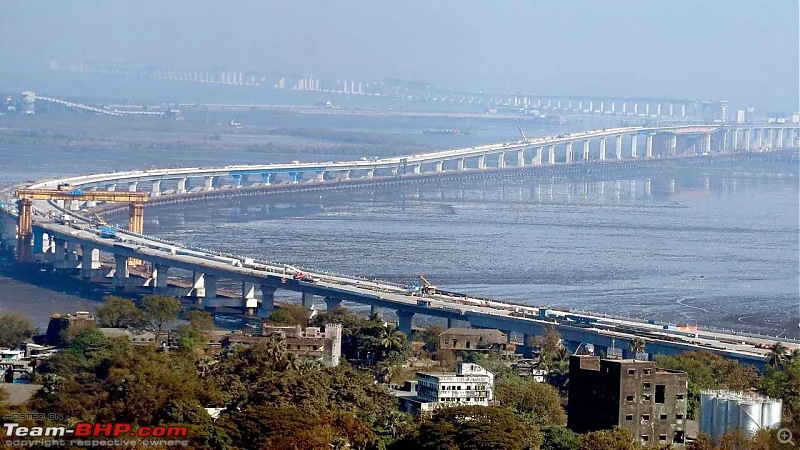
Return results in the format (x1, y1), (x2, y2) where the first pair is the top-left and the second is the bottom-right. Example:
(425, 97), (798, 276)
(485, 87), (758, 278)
(418, 275), (437, 295)
(14, 184), (148, 262)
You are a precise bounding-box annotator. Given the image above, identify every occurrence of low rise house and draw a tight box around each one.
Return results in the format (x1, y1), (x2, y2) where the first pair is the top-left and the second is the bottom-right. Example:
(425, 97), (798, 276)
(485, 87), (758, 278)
(439, 328), (515, 360)
(224, 323), (343, 367)
(395, 363), (495, 415)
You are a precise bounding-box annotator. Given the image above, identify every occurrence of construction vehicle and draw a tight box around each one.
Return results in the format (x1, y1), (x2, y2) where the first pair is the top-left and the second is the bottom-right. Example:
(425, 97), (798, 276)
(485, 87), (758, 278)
(405, 281), (421, 296)
(418, 275), (437, 295)
(293, 271), (319, 283)
(98, 226), (117, 239)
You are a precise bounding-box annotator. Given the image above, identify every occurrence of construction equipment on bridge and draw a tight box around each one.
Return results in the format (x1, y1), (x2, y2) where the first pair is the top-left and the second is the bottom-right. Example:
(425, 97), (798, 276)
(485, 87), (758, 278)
(98, 226), (117, 239)
(418, 275), (437, 295)
(13, 187), (148, 262)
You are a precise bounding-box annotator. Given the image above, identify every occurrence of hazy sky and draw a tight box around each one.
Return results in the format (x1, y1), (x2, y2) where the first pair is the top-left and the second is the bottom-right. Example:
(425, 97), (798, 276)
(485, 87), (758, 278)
(1, 1), (797, 111)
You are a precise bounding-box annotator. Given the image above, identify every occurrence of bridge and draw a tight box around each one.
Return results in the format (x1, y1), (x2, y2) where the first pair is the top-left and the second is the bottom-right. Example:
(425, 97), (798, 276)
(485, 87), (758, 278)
(50, 61), (715, 119)
(0, 123), (797, 366)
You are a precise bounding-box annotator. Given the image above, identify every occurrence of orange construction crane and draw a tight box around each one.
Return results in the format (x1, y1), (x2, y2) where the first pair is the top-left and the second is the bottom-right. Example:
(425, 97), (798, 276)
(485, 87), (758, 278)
(14, 187), (148, 262)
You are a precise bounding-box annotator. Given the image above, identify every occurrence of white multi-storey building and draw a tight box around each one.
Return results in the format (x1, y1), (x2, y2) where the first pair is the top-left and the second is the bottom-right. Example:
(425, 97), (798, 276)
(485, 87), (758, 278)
(397, 363), (494, 414)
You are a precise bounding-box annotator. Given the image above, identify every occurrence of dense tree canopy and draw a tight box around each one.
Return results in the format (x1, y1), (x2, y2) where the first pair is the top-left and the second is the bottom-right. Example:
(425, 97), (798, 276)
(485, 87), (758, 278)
(95, 295), (143, 328)
(265, 304), (311, 327)
(141, 295), (181, 335)
(0, 312), (36, 347)
(409, 405), (541, 450)
(495, 372), (567, 427)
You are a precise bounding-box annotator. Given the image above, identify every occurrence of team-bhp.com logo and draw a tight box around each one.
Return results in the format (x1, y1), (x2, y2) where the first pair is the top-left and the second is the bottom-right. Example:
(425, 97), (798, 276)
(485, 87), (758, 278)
(3, 422), (189, 447)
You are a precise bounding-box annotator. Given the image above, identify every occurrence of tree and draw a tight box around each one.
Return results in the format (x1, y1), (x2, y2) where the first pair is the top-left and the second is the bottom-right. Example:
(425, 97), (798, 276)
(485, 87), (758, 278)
(495, 373), (567, 427)
(579, 427), (639, 450)
(95, 296), (143, 328)
(185, 310), (215, 331)
(141, 295), (181, 336)
(381, 328), (408, 354)
(541, 426), (582, 450)
(416, 323), (445, 353)
(628, 337), (646, 355)
(534, 327), (563, 355)
(265, 304), (311, 327)
(767, 342), (788, 369)
(0, 312), (36, 347)
(413, 405), (541, 450)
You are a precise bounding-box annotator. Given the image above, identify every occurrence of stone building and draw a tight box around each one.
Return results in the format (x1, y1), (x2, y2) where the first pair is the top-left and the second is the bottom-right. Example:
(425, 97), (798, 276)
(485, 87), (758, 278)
(568, 355), (688, 446)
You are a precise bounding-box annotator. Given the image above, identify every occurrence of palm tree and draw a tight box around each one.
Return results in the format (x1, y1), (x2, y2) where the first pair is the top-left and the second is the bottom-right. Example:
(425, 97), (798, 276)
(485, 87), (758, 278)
(380, 329), (407, 353)
(767, 342), (788, 369)
(552, 347), (571, 375)
(787, 348), (800, 366)
(534, 350), (552, 372)
(629, 338), (646, 355)
(298, 359), (323, 375)
(284, 352), (301, 371)
(265, 334), (287, 364)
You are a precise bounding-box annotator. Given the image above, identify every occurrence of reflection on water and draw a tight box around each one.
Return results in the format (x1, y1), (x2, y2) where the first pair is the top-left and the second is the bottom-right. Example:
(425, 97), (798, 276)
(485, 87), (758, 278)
(134, 161), (799, 338)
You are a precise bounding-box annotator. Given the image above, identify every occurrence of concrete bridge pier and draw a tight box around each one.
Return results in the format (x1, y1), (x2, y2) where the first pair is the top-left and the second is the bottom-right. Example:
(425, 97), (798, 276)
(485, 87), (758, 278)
(342, 170), (351, 180)
(370, 305), (381, 317)
(204, 176), (214, 190)
(744, 129), (752, 150)
(533, 147), (543, 165)
(630, 134), (638, 158)
(411, 165), (421, 174)
(177, 178), (187, 194)
(646, 134), (654, 158)
(153, 264), (170, 293)
(52, 238), (67, 267)
(456, 158), (465, 171)
(548, 145), (556, 164)
(516, 150), (524, 167)
(704, 133), (712, 153)
(261, 173), (272, 185)
(242, 282), (257, 315)
(190, 271), (205, 300)
(477, 155), (486, 170)
(32, 229), (45, 258)
(151, 181), (161, 196)
(582, 140), (590, 161)
(302, 291), (314, 309)
(258, 286), (276, 317)
(289, 172), (300, 184)
(325, 297), (342, 310)
(80, 246), (100, 278)
(128, 182), (138, 192)
(566, 142), (574, 164)
(397, 310), (414, 336)
(599, 138), (607, 161)
(434, 162), (443, 173)
(497, 153), (505, 168)
(315, 171), (325, 182)
(113, 254), (129, 289)
(615, 135), (623, 159)
(523, 333), (533, 348)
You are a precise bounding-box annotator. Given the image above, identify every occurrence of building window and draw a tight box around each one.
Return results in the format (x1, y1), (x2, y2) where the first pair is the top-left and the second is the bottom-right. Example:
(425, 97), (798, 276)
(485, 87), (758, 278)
(643, 368), (652, 375)
(676, 414), (684, 420)
(625, 414), (633, 421)
(628, 368), (636, 375)
(641, 414), (650, 421)
(674, 431), (685, 444)
(676, 394), (685, 400)
(659, 435), (667, 442)
(626, 395), (635, 402)
(643, 394), (651, 402)
(660, 414), (668, 420)
(643, 382), (651, 389)
(655, 385), (666, 403)
(641, 435), (649, 444)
